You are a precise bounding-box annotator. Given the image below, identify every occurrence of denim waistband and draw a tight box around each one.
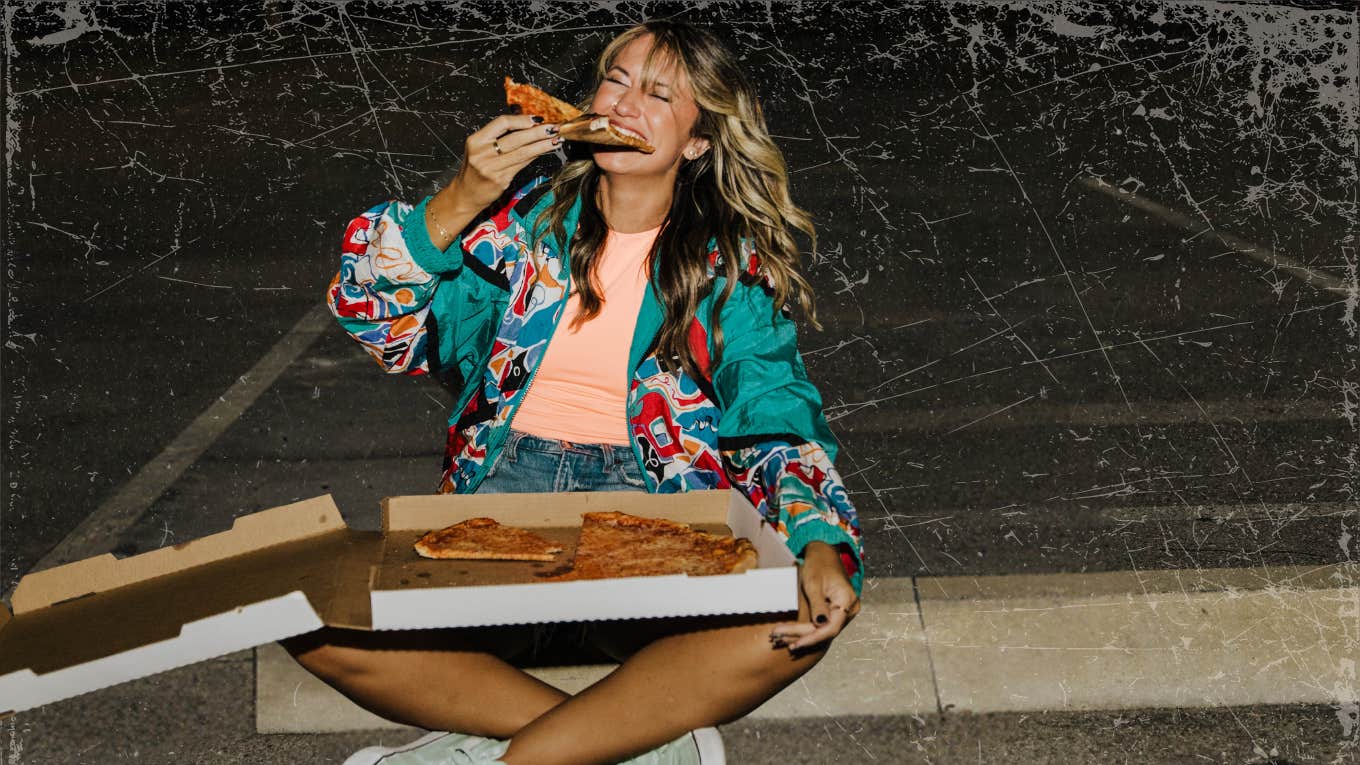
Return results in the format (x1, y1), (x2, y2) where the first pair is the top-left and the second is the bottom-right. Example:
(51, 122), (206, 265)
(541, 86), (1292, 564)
(504, 428), (633, 469)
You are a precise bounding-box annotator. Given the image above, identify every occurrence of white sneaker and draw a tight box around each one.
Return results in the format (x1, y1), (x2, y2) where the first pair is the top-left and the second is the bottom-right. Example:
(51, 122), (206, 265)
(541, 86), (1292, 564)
(692, 728), (726, 765)
(618, 727), (726, 765)
(342, 730), (510, 765)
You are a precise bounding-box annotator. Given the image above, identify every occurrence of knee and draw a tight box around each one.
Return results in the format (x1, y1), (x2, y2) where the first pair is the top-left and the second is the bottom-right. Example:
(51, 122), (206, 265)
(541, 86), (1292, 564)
(279, 631), (373, 683)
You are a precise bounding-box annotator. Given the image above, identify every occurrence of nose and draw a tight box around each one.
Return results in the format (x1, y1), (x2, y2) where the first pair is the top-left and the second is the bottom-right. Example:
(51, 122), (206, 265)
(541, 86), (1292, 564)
(611, 85), (643, 117)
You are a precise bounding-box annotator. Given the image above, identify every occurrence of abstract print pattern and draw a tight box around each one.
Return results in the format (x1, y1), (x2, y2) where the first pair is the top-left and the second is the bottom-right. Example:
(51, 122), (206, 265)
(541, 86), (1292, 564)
(444, 242), (569, 490)
(328, 200), (437, 376)
(628, 343), (728, 492)
(723, 439), (863, 584)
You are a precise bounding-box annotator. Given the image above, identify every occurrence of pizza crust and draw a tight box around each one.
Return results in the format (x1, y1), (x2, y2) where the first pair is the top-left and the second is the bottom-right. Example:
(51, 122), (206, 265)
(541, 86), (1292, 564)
(556, 114), (657, 154)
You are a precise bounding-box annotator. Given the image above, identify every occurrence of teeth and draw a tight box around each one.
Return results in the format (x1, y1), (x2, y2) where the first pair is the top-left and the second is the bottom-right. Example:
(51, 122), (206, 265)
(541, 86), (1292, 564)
(613, 125), (644, 140)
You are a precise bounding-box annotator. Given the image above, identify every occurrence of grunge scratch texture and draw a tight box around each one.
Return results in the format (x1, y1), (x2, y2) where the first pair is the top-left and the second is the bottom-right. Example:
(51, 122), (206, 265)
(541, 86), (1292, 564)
(1, 1), (1356, 762)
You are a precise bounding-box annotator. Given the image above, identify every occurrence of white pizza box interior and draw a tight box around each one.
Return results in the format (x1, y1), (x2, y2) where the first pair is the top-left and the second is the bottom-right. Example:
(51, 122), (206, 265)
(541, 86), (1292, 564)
(0, 488), (795, 716)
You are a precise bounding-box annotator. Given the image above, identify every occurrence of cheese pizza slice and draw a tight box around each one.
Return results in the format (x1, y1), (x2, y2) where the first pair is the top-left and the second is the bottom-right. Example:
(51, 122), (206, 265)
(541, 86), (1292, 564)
(414, 517), (564, 562)
(541, 511), (758, 581)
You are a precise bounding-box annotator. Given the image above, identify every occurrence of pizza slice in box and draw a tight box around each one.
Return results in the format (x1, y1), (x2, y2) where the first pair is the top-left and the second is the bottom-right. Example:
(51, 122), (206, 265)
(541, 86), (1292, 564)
(414, 517), (564, 562)
(504, 77), (656, 154)
(541, 511), (758, 581)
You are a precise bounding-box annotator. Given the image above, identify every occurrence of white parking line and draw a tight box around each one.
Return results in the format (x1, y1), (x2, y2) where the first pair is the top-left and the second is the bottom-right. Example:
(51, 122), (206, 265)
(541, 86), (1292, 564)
(6, 304), (333, 596)
(1077, 176), (1350, 294)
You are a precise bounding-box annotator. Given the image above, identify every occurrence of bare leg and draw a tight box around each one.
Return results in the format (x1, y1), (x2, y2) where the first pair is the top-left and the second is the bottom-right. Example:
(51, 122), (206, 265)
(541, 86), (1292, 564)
(279, 625), (570, 738)
(501, 600), (825, 765)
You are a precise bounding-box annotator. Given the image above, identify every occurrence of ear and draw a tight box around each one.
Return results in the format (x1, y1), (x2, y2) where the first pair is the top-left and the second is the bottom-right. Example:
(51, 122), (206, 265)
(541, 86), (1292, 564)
(682, 136), (711, 160)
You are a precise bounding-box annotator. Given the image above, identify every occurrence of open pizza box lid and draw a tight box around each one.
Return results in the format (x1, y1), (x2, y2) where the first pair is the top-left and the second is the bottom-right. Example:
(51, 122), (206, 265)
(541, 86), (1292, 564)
(0, 488), (794, 717)
(0, 495), (377, 717)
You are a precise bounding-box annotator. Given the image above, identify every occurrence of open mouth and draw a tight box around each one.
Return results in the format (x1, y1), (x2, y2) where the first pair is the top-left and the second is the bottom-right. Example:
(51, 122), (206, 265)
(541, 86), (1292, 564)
(557, 114), (657, 153)
(612, 124), (647, 142)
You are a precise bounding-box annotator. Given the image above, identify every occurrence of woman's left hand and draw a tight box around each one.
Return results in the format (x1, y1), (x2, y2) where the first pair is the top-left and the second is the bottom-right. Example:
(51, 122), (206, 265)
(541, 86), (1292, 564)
(769, 541), (861, 654)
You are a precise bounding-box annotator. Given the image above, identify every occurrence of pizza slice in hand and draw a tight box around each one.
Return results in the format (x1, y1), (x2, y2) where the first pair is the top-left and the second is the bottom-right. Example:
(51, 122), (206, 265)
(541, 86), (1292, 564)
(504, 77), (656, 154)
(414, 517), (565, 561)
(504, 76), (582, 124)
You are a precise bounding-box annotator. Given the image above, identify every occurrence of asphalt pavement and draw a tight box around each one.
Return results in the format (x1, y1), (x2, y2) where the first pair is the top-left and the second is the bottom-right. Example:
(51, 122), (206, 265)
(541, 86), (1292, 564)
(2, 2), (1356, 762)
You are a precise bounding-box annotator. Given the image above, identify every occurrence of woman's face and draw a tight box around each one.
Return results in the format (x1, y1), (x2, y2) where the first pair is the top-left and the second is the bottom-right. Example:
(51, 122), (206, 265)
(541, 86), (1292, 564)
(587, 34), (710, 178)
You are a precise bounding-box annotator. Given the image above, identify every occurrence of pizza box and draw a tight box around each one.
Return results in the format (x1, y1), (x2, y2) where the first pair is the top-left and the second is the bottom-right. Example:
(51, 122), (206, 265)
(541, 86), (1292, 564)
(0, 495), (377, 717)
(0, 488), (794, 717)
(371, 488), (797, 629)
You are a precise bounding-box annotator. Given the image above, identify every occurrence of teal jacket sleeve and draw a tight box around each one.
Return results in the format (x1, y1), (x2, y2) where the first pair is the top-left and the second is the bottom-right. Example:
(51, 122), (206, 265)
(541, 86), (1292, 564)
(326, 179), (545, 378)
(712, 249), (865, 597)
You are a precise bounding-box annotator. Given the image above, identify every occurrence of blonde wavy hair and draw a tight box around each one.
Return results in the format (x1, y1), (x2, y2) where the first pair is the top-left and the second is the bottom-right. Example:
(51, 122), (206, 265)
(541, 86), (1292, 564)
(533, 20), (820, 383)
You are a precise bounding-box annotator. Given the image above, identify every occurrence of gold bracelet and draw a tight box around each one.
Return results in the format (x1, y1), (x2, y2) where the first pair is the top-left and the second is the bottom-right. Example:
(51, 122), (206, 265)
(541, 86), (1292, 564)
(427, 205), (454, 243)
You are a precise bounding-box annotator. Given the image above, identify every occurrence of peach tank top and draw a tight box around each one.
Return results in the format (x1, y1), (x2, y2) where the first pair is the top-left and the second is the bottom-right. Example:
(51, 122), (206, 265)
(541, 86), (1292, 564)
(511, 226), (659, 445)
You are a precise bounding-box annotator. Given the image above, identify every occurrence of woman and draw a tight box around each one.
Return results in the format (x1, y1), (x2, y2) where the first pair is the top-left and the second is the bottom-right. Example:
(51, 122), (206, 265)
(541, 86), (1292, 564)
(292, 20), (864, 765)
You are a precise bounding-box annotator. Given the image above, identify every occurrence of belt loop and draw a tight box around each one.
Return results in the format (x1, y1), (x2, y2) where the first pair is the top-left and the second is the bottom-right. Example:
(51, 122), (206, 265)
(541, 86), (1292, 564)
(505, 429), (522, 461)
(601, 443), (615, 473)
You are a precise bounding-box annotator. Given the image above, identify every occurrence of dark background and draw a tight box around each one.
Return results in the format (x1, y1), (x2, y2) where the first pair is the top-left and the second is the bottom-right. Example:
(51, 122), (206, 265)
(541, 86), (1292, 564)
(1, 1), (1356, 760)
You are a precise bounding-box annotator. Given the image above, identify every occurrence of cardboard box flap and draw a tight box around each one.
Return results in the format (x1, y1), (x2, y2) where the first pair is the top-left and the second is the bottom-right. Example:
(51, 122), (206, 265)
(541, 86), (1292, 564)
(0, 592), (324, 717)
(10, 495), (348, 614)
(0, 496), (381, 715)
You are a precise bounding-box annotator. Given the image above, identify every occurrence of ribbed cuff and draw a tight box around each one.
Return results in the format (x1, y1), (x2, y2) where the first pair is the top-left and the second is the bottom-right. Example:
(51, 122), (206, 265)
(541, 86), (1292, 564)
(786, 520), (864, 598)
(405, 195), (464, 275)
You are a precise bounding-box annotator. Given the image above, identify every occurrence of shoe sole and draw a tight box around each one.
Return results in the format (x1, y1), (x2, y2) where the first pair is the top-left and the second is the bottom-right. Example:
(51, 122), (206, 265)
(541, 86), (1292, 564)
(341, 731), (452, 765)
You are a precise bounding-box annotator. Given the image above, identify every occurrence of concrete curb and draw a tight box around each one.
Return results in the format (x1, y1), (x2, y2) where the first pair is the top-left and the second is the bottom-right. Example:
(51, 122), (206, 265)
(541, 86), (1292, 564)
(256, 566), (1358, 732)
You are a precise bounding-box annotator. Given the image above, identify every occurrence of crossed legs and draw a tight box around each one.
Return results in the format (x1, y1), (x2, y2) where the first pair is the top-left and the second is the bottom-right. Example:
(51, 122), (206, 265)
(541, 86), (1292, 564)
(279, 624), (569, 738)
(281, 597), (824, 764)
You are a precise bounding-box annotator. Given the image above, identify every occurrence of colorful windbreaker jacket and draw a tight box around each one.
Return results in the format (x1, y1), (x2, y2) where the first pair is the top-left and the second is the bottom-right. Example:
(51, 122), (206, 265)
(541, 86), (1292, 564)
(327, 178), (864, 594)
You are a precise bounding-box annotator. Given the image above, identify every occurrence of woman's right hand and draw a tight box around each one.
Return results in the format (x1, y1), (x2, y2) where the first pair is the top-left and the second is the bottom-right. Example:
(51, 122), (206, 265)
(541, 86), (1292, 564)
(425, 115), (560, 250)
(446, 114), (562, 213)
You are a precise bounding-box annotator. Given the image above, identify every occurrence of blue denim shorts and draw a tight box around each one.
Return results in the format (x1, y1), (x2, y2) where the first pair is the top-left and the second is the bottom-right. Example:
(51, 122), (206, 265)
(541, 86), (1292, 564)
(477, 427), (649, 494)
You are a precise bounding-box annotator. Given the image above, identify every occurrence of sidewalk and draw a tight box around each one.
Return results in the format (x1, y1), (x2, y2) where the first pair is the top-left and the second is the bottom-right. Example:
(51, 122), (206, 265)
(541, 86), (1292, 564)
(3, 565), (1355, 763)
(256, 565), (1358, 733)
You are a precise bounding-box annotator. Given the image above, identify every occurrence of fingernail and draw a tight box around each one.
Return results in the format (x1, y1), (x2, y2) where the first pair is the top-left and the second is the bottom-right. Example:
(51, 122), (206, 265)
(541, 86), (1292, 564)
(815, 615), (828, 625)
(552, 136), (563, 145)
(532, 116), (544, 123)
(546, 125), (559, 135)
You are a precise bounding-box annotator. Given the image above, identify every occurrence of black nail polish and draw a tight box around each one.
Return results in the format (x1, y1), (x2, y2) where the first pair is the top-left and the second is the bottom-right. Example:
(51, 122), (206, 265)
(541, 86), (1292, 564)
(546, 125), (559, 135)
(532, 116), (544, 123)
(815, 614), (828, 625)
